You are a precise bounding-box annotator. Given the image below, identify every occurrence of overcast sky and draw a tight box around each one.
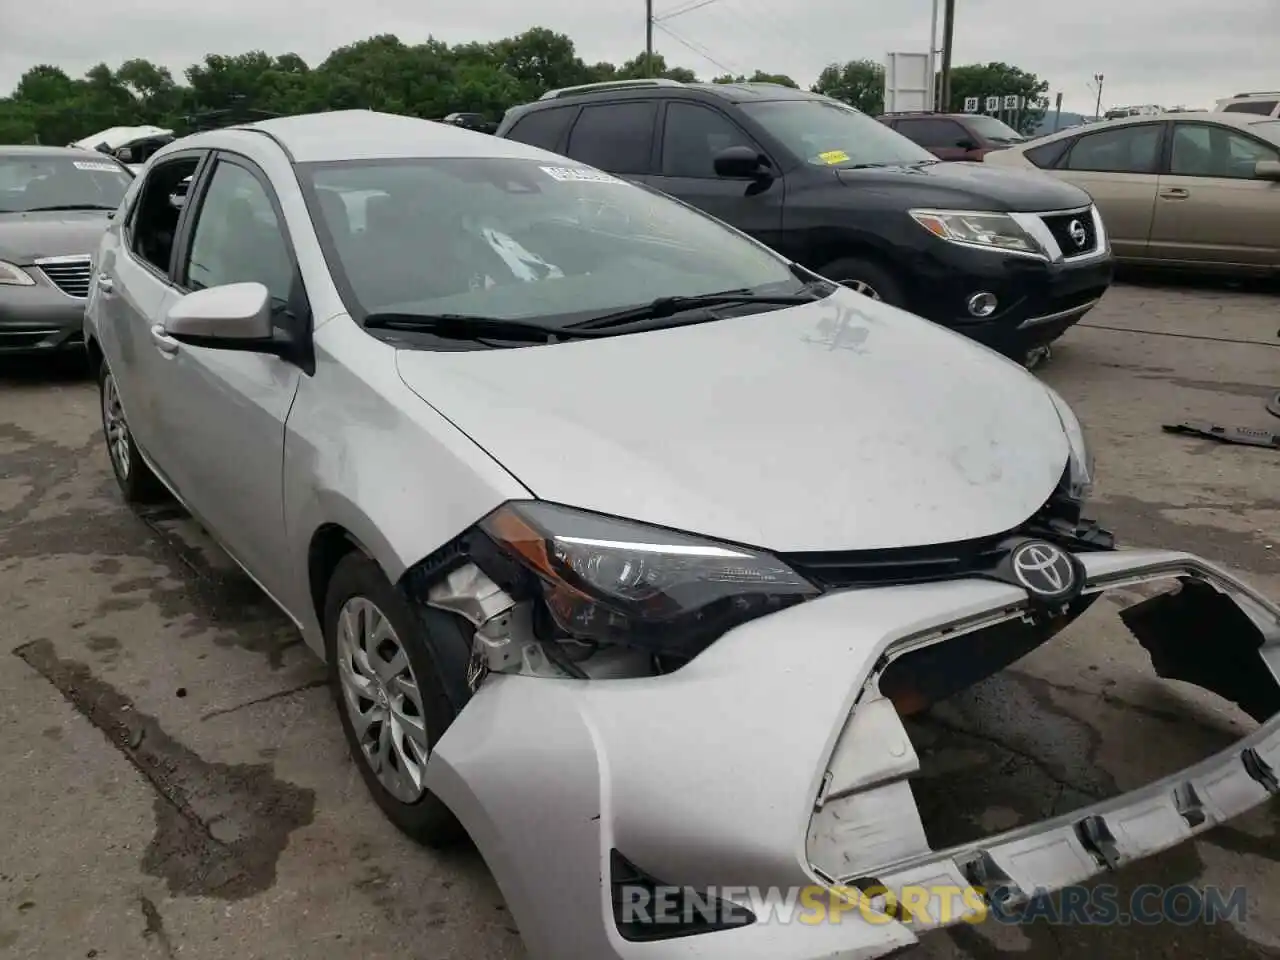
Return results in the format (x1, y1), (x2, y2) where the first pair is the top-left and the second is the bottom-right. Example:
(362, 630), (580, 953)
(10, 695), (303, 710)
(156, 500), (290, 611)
(3, 0), (1276, 115)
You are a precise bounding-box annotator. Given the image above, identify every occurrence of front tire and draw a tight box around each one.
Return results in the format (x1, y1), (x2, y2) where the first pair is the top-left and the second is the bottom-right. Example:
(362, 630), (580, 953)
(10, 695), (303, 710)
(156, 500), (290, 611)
(323, 551), (471, 846)
(820, 256), (906, 308)
(99, 361), (167, 504)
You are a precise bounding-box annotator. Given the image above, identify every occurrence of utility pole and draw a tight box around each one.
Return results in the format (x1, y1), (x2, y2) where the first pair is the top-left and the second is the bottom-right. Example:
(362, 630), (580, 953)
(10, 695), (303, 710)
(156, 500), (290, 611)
(1092, 73), (1104, 119)
(928, 0), (940, 110)
(939, 0), (957, 113)
(646, 0), (654, 77)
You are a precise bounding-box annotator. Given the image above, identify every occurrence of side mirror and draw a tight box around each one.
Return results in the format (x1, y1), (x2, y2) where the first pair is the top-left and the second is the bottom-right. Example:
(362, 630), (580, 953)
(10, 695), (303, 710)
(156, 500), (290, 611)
(114, 147), (134, 162)
(1255, 159), (1280, 181)
(713, 145), (771, 179)
(956, 138), (979, 151)
(164, 282), (283, 354)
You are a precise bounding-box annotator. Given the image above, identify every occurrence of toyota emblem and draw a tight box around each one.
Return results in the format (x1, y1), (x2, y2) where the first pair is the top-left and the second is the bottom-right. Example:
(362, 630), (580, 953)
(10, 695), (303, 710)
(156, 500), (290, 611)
(1010, 540), (1078, 599)
(1067, 219), (1088, 248)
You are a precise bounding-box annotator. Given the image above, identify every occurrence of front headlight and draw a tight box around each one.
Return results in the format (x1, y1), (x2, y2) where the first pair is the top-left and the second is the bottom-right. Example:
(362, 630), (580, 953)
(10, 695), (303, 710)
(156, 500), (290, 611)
(909, 209), (1045, 257)
(1043, 385), (1093, 501)
(0, 260), (35, 286)
(477, 501), (819, 659)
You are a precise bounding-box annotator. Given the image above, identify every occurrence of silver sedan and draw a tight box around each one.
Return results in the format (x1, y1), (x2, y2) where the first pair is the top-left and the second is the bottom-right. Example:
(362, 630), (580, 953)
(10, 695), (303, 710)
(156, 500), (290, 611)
(85, 110), (1280, 959)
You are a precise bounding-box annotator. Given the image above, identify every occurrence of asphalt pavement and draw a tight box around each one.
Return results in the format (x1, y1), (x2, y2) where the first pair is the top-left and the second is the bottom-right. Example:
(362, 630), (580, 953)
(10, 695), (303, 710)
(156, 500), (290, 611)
(1, 278), (1278, 959)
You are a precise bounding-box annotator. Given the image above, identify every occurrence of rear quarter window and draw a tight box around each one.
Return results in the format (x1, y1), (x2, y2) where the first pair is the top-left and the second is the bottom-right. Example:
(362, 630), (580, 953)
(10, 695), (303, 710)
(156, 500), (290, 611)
(506, 106), (577, 152)
(1023, 138), (1073, 169)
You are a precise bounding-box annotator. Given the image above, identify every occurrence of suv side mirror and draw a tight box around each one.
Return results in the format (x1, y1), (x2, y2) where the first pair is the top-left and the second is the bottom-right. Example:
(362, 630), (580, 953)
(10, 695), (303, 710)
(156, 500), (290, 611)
(714, 145), (771, 179)
(164, 282), (285, 355)
(956, 138), (979, 151)
(1256, 159), (1280, 181)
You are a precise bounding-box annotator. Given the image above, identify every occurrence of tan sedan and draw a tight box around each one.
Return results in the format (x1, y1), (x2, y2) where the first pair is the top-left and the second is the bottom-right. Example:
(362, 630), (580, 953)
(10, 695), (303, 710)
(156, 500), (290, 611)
(985, 111), (1280, 275)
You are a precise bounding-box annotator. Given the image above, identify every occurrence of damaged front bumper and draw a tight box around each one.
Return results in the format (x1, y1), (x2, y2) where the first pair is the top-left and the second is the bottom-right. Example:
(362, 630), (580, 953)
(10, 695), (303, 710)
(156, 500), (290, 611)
(423, 550), (1280, 960)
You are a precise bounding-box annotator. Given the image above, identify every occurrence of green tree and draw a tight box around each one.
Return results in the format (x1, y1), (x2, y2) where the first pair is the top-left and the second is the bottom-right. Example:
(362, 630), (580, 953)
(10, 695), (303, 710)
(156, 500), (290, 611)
(618, 52), (696, 82)
(712, 70), (797, 87)
(811, 59), (884, 114)
(944, 62), (1048, 134)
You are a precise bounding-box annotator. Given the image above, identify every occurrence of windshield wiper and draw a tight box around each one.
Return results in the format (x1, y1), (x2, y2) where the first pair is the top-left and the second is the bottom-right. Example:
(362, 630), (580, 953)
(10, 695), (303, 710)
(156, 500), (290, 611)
(18, 204), (118, 212)
(363, 312), (598, 343)
(572, 291), (817, 330)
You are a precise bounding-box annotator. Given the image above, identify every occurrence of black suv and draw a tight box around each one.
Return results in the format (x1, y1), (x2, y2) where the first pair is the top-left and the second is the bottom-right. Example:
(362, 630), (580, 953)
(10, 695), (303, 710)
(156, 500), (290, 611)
(496, 80), (1114, 361)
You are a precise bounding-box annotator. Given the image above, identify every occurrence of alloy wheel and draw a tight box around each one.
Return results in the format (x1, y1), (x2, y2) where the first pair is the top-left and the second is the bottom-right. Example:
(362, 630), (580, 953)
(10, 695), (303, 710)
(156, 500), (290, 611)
(839, 279), (882, 300)
(336, 596), (430, 804)
(102, 372), (131, 480)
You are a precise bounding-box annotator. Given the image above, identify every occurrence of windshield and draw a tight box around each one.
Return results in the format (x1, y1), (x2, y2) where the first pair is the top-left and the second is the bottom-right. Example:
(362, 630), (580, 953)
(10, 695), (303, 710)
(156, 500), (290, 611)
(740, 98), (937, 168)
(300, 157), (806, 328)
(0, 154), (132, 212)
(960, 114), (1026, 143)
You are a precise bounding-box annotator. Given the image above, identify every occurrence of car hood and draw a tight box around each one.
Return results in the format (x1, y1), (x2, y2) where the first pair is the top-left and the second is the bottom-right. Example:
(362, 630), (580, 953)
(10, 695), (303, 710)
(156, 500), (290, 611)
(395, 292), (1071, 553)
(835, 160), (1090, 212)
(0, 210), (111, 264)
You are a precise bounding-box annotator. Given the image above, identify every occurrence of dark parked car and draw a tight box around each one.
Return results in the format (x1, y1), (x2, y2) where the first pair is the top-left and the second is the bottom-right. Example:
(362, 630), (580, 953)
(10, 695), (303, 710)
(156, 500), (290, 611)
(879, 112), (1029, 161)
(496, 80), (1113, 362)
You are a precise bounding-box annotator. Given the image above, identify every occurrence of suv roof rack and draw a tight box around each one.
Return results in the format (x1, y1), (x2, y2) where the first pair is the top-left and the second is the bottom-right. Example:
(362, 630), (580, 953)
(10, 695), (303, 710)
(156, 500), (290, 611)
(538, 78), (685, 101)
(1231, 91), (1280, 98)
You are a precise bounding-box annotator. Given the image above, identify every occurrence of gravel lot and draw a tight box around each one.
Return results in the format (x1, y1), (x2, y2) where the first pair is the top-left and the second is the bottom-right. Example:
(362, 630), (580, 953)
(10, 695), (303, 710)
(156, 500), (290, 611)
(1, 279), (1278, 960)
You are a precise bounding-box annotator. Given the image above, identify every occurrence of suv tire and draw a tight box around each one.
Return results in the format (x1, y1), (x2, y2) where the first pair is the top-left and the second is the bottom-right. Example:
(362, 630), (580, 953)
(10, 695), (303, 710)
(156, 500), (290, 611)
(820, 256), (905, 307)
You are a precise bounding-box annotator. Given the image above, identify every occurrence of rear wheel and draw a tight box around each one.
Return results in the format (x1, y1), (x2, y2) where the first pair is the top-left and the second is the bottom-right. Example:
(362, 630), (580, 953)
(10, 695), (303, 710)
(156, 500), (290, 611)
(324, 551), (471, 846)
(820, 256), (906, 308)
(99, 362), (167, 504)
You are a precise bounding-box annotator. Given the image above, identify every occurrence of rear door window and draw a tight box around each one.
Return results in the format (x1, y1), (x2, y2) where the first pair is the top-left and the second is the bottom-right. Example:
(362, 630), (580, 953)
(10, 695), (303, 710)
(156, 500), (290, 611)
(565, 102), (658, 174)
(1063, 124), (1162, 174)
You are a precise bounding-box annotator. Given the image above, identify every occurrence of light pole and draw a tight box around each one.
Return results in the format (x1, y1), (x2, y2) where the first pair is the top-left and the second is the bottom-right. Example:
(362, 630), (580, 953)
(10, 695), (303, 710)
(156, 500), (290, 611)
(939, 0), (957, 113)
(1092, 73), (1104, 119)
(646, 0), (654, 76)
(928, 0), (939, 110)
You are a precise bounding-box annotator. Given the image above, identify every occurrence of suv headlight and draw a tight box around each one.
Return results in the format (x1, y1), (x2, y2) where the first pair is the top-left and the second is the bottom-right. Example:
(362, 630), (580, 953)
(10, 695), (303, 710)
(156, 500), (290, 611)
(909, 209), (1045, 257)
(476, 501), (819, 660)
(1043, 385), (1093, 501)
(0, 260), (35, 286)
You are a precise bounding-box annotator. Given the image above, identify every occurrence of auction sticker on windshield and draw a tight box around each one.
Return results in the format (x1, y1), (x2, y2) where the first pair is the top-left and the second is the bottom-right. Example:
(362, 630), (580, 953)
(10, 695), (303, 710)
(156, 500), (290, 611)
(540, 165), (625, 185)
(817, 150), (850, 165)
(73, 161), (121, 172)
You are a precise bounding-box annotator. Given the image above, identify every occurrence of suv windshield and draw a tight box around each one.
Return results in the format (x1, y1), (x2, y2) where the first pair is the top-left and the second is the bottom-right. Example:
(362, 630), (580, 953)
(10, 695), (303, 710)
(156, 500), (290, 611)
(961, 114), (1026, 143)
(740, 98), (937, 168)
(300, 157), (808, 327)
(0, 154), (132, 212)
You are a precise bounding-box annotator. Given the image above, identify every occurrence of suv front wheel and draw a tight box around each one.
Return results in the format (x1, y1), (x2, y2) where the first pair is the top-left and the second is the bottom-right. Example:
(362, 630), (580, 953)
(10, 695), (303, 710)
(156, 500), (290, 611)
(820, 256), (905, 307)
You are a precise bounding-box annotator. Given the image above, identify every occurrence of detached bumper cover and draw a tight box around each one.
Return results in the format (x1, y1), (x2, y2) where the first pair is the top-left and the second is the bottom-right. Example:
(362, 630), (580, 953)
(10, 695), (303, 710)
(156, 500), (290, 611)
(424, 550), (1280, 960)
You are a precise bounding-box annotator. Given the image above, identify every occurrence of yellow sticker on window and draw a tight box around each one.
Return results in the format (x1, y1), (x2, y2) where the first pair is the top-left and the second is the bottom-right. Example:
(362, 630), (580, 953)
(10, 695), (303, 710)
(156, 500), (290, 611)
(817, 150), (850, 165)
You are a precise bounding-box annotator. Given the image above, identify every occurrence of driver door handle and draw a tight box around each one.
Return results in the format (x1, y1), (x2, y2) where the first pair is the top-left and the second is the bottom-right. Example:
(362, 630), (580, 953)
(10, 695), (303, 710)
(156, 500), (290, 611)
(1160, 188), (1190, 200)
(149, 324), (180, 355)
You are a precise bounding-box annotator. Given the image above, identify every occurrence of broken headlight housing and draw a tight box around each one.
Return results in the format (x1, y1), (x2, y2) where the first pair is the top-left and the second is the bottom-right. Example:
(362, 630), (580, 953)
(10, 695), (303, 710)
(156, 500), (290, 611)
(1043, 385), (1093, 502)
(475, 501), (819, 660)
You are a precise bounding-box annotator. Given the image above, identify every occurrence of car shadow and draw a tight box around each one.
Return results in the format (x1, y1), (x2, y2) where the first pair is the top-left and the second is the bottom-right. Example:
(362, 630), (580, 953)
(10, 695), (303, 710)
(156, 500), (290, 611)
(1115, 266), (1280, 298)
(0, 352), (92, 385)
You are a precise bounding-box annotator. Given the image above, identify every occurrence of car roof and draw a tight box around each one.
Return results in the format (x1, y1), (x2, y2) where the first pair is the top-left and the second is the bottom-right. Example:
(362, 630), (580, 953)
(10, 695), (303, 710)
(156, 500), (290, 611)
(0, 145), (119, 160)
(173, 110), (556, 164)
(879, 112), (973, 120)
(1018, 109), (1280, 145)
